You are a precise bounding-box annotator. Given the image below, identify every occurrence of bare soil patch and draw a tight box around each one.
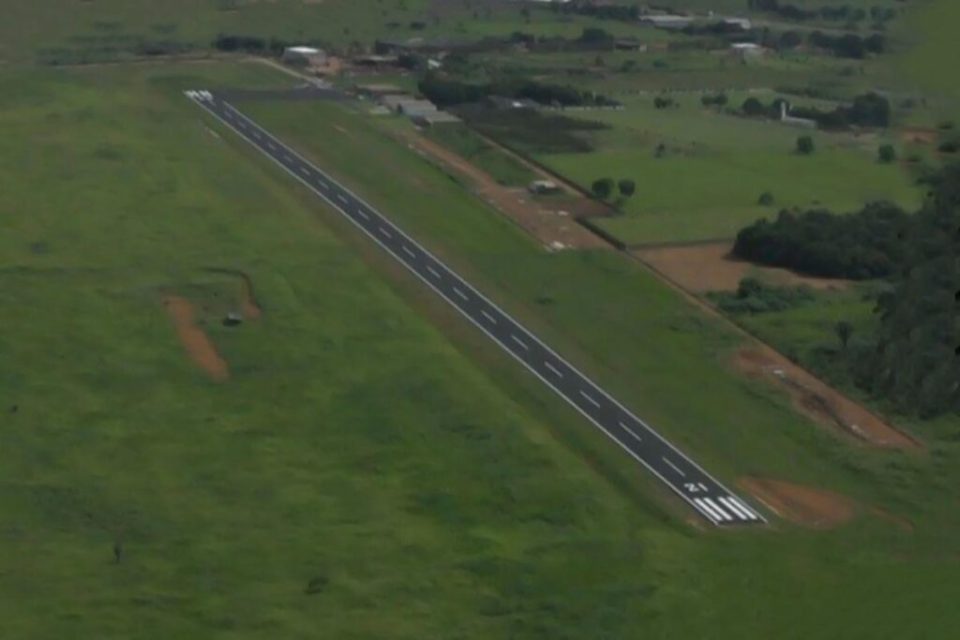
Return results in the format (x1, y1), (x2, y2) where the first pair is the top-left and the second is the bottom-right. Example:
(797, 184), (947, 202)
(732, 346), (920, 450)
(739, 477), (857, 529)
(635, 241), (852, 293)
(163, 296), (229, 381)
(400, 132), (610, 250)
(901, 127), (938, 145)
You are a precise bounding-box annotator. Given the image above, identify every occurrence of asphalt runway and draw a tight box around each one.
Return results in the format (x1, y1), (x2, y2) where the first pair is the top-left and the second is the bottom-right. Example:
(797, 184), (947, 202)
(186, 89), (765, 527)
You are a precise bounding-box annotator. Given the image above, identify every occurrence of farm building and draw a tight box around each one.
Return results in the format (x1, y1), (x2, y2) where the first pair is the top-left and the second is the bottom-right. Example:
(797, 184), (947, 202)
(412, 112), (462, 127)
(355, 83), (406, 98)
(381, 94), (439, 116)
(528, 180), (561, 195)
(730, 42), (767, 59)
(282, 46), (327, 67)
(640, 15), (693, 30)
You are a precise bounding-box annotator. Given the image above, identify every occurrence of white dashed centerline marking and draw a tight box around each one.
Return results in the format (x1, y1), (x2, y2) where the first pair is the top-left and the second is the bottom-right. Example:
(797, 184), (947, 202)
(579, 390), (601, 409)
(511, 334), (529, 351)
(453, 287), (469, 302)
(378, 227), (392, 239)
(426, 265), (441, 279)
(401, 245), (416, 259)
(481, 310), (497, 325)
(661, 457), (686, 478)
(300, 166), (310, 176)
(336, 194), (348, 205)
(544, 360), (564, 378)
(355, 208), (369, 221)
(618, 421), (643, 444)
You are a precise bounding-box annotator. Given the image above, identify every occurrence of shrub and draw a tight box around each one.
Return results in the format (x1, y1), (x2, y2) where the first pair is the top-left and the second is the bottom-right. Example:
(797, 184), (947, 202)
(878, 144), (896, 163)
(796, 135), (815, 155)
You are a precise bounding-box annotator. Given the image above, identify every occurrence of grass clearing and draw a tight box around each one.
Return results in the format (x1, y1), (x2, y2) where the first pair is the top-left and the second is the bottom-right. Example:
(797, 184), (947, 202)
(424, 123), (536, 187)
(533, 96), (920, 244)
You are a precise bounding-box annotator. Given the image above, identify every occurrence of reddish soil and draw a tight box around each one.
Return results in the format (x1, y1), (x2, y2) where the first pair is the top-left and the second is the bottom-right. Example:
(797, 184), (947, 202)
(901, 127), (938, 145)
(163, 296), (229, 382)
(400, 132), (610, 250)
(635, 241), (852, 293)
(237, 271), (262, 320)
(739, 477), (858, 529)
(732, 346), (921, 450)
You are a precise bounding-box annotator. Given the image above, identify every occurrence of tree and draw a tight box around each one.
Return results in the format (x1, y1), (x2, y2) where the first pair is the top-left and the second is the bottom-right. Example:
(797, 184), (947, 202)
(835, 320), (854, 350)
(796, 135), (815, 155)
(878, 144), (896, 163)
(617, 179), (636, 197)
(591, 177), (615, 200)
(757, 191), (775, 206)
(742, 96), (766, 117)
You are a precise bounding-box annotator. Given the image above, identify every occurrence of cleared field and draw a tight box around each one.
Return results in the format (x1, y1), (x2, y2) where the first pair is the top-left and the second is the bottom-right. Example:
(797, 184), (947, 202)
(0, 0), (431, 64)
(234, 95), (960, 635)
(0, 62), (683, 638)
(536, 95), (920, 244)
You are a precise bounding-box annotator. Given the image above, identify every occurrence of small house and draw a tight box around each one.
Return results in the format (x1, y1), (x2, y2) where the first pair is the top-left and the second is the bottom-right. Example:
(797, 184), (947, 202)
(282, 46), (327, 67)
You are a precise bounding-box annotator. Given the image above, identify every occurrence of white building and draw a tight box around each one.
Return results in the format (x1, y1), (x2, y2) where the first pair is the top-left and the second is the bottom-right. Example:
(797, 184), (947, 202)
(282, 46), (327, 67)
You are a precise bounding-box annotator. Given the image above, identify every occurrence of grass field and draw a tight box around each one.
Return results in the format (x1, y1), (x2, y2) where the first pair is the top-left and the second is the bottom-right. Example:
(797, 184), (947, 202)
(424, 123), (537, 187)
(2, 5), (960, 636)
(0, 61), (683, 637)
(533, 95), (920, 244)
(230, 93), (960, 635)
(0, 0), (434, 64)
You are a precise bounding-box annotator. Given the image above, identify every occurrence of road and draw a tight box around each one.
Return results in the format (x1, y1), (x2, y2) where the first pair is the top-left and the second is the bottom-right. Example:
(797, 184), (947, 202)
(185, 89), (765, 527)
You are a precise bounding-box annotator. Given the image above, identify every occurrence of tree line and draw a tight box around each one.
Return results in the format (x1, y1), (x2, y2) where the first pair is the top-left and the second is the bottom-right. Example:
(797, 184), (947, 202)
(747, 0), (898, 25)
(731, 163), (960, 418)
(419, 74), (620, 109)
(741, 92), (891, 129)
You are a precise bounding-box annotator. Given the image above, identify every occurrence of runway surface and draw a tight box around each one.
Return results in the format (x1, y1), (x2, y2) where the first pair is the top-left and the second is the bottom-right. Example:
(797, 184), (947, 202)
(186, 89), (765, 527)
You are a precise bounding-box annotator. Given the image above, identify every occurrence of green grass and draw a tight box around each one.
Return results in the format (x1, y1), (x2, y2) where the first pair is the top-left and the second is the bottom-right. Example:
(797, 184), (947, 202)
(0, 0), (433, 64)
(424, 123), (537, 186)
(533, 95), (920, 244)
(0, 61), (690, 638)
(3, 52), (960, 640)
(895, 0), (960, 107)
(229, 94), (960, 636)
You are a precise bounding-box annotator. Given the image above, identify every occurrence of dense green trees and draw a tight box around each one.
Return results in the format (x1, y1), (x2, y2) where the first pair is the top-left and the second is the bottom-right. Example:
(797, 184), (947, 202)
(591, 178), (615, 200)
(733, 164), (960, 418)
(733, 202), (909, 279)
(740, 93), (891, 129)
(856, 165), (960, 417)
(418, 74), (620, 108)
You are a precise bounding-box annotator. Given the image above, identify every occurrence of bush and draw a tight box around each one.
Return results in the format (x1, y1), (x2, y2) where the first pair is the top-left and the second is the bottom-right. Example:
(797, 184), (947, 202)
(617, 179), (636, 197)
(591, 177), (615, 200)
(758, 191), (775, 206)
(796, 135), (815, 155)
(878, 144), (896, 163)
(710, 278), (816, 314)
